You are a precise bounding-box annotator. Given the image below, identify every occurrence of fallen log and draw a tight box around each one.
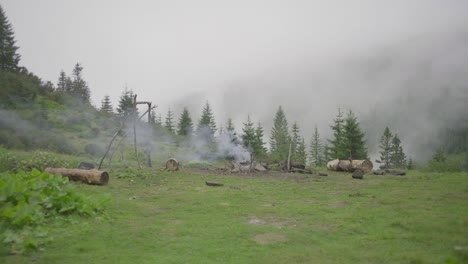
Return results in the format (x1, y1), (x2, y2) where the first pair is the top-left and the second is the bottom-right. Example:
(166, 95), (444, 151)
(385, 169), (406, 176)
(318, 172), (328, 176)
(206, 181), (224, 187)
(327, 159), (373, 173)
(165, 158), (179, 171)
(44, 168), (109, 185)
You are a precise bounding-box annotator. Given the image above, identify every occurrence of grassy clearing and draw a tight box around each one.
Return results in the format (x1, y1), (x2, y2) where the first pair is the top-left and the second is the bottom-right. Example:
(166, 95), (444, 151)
(1, 168), (467, 263)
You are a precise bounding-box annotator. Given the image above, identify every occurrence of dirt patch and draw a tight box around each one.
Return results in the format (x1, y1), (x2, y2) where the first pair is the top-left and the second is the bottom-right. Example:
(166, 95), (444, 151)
(247, 216), (298, 228)
(254, 233), (289, 245)
(329, 201), (348, 208)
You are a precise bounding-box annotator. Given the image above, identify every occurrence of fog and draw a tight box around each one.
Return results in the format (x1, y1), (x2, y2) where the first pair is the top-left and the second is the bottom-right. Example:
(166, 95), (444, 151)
(3, 0), (468, 160)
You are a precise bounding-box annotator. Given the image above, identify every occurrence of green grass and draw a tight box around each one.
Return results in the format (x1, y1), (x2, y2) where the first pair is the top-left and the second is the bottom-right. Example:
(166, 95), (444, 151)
(1, 168), (467, 264)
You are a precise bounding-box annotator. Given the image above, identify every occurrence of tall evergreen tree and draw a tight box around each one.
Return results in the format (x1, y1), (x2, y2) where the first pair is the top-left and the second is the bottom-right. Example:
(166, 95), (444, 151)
(341, 110), (368, 159)
(270, 106), (290, 161)
(253, 123), (267, 158)
(100, 95), (113, 114)
(117, 87), (136, 118)
(390, 134), (406, 168)
(70, 63), (91, 104)
(328, 108), (346, 159)
(0, 5), (20, 71)
(196, 101), (217, 142)
(291, 122), (301, 162)
(225, 118), (238, 144)
(57, 70), (68, 92)
(376, 127), (393, 169)
(309, 126), (324, 167)
(296, 138), (307, 165)
(241, 115), (256, 151)
(177, 107), (194, 136)
(164, 108), (175, 134)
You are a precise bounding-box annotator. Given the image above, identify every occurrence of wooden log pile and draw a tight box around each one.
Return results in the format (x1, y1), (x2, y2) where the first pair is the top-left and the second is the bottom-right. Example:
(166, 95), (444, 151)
(326, 159), (373, 173)
(44, 168), (109, 185)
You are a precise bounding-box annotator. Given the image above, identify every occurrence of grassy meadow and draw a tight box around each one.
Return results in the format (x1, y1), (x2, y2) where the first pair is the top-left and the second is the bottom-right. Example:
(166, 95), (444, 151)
(1, 164), (467, 264)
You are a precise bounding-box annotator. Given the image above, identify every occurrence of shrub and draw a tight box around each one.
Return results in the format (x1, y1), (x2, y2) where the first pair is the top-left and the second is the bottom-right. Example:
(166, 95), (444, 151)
(0, 169), (108, 253)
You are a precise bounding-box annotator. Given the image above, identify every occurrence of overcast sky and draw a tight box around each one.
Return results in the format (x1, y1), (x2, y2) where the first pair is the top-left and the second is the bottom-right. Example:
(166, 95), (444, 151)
(2, 0), (468, 159)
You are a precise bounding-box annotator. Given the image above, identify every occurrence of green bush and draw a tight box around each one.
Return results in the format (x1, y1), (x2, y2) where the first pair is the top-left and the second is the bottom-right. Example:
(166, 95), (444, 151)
(424, 160), (463, 173)
(0, 151), (72, 172)
(0, 169), (108, 253)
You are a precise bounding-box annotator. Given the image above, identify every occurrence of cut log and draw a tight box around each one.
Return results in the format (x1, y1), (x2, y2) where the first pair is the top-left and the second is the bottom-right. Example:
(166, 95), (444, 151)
(373, 170), (385, 175)
(319, 172), (328, 176)
(327, 159), (373, 173)
(44, 168), (109, 185)
(206, 181), (224, 187)
(165, 158), (179, 171)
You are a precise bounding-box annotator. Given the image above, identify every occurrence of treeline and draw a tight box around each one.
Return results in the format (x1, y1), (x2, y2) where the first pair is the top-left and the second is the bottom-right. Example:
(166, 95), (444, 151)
(1, 4), (466, 171)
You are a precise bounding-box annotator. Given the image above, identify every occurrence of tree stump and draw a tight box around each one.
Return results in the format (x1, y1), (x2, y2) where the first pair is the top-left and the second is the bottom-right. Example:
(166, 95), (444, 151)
(165, 158), (179, 171)
(352, 169), (364, 179)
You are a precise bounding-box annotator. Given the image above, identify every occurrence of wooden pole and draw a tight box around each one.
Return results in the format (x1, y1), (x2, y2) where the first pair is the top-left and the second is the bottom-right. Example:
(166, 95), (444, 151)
(287, 143), (292, 172)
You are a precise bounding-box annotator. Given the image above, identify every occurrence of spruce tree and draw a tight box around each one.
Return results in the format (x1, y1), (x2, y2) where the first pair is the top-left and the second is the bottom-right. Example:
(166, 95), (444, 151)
(164, 108), (175, 134)
(196, 101), (217, 142)
(309, 126), (324, 167)
(57, 70), (68, 92)
(296, 138), (307, 165)
(241, 115), (256, 151)
(291, 122), (301, 162)
(328, 108), (346, 159)
(225, 118), (238, 144)
(376, 127), (393, 169)
(100, 95), (113, 114)
(270, 106), (290, 161)
(342, 110), (368, 159)
(177, 107), (194, 136)
(117, 87), (136, 118)
(70, 63), (91, 104)
(390, 134), (407, 168)
(0, 5), (20, 71)
(253, 123), (267, 158)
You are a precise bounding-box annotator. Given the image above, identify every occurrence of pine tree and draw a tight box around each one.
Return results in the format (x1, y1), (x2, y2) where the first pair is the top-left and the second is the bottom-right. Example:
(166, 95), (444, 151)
(270, 106), (290, 161)
(196, 101), (217, 142)
(296, 138), (307, 165)
(431, 146), (446, 163)
(291, 122), (301, 162)
(100, 95), (113, 114)
(0, 5), (20, 71)
(253, 123), (267, 158)
(177, 107), (194, 136)
(376, 127), (393, 169)
(407, 157), (414, 170)
(390, 134), (407, 168)
(117, 87), (136, 118)
(342, 110), (368, 160)
(164, 108), (175, 134)
(241, 115), (256, 151)
(70, 63), (91, 104)
(225, 118), (238, 144)
(57, 70), (68, 92)
(328, 108), (346, 159)
(309, 126), (324, 166)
